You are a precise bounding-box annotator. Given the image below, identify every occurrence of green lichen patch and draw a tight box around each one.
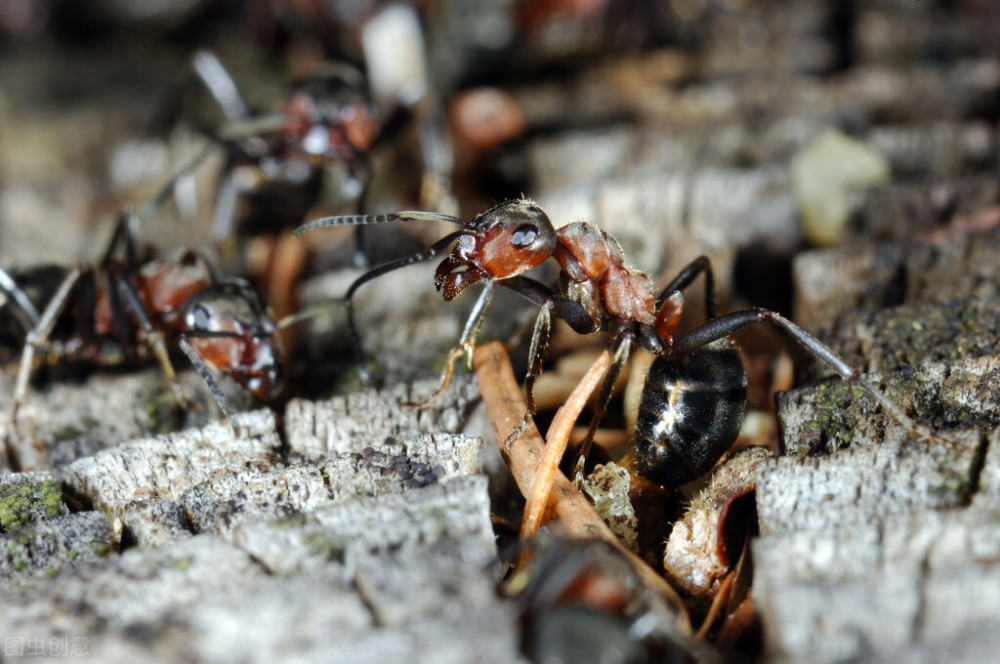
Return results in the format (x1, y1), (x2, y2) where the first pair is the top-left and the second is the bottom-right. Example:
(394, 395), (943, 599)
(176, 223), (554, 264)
(0, 475), (67, 531)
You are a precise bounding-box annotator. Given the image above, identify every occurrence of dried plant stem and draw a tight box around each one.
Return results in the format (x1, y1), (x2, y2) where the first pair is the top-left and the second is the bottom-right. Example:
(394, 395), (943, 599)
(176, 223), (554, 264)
(474, 341), (689, 630)
(520, 349), (610, 545)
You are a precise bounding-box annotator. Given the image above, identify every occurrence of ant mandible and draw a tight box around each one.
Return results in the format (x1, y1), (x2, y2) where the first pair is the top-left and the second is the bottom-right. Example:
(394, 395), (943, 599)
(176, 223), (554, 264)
(0, 175), (287, 441)
(294, 199), (936, 482)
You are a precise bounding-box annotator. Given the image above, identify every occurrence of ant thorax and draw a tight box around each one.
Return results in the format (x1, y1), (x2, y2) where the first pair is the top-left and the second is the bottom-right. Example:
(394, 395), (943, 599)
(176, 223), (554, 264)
(554, 222), (657, 326)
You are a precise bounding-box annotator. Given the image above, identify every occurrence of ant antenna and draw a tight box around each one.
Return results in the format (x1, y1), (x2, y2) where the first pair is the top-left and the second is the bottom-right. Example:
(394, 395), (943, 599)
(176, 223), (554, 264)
(293, 210), (471, 237)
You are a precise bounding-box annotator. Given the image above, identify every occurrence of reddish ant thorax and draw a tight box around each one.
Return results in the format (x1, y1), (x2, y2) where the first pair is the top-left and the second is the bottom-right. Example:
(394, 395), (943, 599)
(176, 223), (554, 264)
(553, 223), (657, 327)
(280, 82), (379, 161)
(135, 254), (215, 328)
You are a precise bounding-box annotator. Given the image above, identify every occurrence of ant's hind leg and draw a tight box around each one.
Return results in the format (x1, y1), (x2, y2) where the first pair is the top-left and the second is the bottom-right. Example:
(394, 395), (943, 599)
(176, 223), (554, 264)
(12, 267), (86, 425)
(673, 308), (939, 443)
(657, 255), (716, 320)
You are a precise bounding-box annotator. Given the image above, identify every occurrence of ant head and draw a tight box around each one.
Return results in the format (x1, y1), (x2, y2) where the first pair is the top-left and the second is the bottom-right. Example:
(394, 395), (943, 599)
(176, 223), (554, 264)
(434, 199), (557, 301)
(284, 72), (378, 155)
(180, 282), (284, 401)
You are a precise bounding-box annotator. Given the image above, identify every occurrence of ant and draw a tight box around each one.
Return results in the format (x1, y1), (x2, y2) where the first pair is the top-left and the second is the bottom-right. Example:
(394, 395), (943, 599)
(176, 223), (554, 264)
(506, 537), (702, 663)
(0, 181), (287, 444)
(294, 199), (937, 484)
(192, 51), (452, 260)
(193, 51), (380, 246)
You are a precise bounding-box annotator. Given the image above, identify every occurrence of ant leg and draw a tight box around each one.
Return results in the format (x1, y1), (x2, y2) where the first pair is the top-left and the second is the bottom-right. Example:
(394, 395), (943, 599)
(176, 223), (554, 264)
(497, 276), (601, 450)
(572, 331), (633, 485)
(417, 281), (495, 409)
(672, 308), (937, 441)
(177, 333), (241, 436)
(12, 267), (85, 424)
(211, 169), (243, 248)
(97, 212), (140, 268)
(657, 255), (716, 320)
(111, 274), (187, 409)
(192, 50), (250, 122)
(341, 231), (467, 383)
(0, 267), (41, 332)
(502, 300), (553, 452)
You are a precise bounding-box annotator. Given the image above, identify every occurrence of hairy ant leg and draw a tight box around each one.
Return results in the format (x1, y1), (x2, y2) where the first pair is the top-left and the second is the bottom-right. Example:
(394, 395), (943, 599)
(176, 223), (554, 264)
(177, 331), (242, 430)
(417, 280), (494, 409)
(111, 268), (188, 409)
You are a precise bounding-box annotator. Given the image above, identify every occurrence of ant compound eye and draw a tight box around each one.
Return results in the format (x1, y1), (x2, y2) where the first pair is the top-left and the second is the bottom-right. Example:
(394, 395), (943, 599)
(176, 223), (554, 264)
(510, 224), (538, 248)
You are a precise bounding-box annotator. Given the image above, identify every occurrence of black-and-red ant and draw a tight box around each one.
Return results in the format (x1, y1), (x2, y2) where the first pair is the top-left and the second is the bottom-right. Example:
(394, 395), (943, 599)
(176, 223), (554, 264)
(192, 50), (452, 260)
(294, 199), (937, 485)
(193, 51), (381, 245)
(0, 206), (286, 443)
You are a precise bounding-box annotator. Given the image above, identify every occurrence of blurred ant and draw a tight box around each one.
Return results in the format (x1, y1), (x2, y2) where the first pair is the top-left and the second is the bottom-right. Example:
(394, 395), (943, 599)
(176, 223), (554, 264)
(192, 50), (452, 260)
(294, 199), (937, 483)
(506, 537), (710, 663)
(193, 51), (379, 245)
(0, 174), (288, 440)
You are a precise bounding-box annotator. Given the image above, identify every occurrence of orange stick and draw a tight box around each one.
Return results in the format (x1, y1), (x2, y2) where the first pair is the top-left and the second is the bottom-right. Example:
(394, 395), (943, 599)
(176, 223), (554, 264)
(519, 349), (610, 543)
(474, 341), (690, 630)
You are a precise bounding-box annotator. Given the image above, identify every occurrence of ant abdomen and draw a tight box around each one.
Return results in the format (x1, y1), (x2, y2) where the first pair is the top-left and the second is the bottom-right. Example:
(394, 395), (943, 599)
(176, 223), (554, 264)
(635, 339), (747, 488)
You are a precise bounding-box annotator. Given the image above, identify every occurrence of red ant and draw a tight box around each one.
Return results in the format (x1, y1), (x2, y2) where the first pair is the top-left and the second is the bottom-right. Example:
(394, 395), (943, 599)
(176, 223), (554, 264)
(0, 186), (287, 446)
(294, 199), (937, 484)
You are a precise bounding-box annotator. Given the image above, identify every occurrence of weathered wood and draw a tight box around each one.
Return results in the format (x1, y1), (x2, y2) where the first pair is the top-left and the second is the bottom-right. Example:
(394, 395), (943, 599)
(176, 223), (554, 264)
(284, 374), (482, 460)
(754, 424), (1000, 663)
(793, 230), (1000, 331)
(779, 356), (1000, 456)
(0, 369), (222, 472)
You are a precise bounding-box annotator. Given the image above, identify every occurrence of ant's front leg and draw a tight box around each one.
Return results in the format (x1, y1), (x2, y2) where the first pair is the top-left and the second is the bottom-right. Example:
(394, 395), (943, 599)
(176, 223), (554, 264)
(112, 272), (188, 410)
(11, 266), (87, 425)
(498, 277), (599, 451)
(415, 281), (495, 409)
(341, 230), (467, 384)
(177, 331), (242, 436)
(672, 308), (939, 443)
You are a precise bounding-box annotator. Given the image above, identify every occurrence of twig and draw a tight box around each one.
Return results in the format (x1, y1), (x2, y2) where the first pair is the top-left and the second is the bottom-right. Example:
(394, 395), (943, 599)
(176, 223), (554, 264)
(519, 349), (610, 549)
(474, 341), (690, 631)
